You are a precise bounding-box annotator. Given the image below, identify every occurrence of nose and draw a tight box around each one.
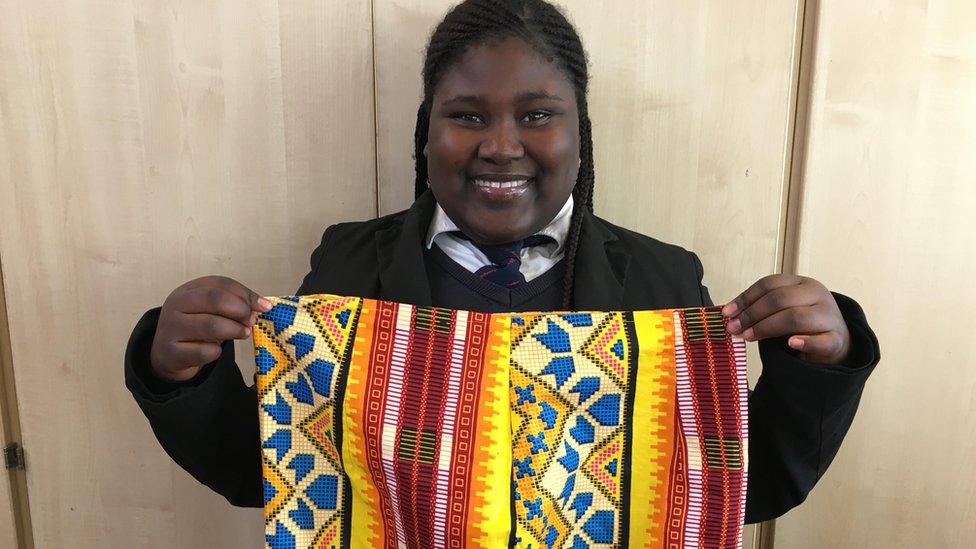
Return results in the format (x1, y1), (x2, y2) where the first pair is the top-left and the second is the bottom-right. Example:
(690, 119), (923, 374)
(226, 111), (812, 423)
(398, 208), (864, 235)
(477, 119), (524, 164)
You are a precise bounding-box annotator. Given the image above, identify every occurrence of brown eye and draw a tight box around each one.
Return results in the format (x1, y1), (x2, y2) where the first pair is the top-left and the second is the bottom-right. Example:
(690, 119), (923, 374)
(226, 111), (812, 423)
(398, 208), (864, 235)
(521, 110), (552, 125)
(450, 112), (485, 125)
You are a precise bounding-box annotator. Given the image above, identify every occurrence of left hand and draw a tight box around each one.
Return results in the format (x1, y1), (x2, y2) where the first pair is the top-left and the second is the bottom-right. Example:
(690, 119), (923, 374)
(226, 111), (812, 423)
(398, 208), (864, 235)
(722, 274), (851, 365)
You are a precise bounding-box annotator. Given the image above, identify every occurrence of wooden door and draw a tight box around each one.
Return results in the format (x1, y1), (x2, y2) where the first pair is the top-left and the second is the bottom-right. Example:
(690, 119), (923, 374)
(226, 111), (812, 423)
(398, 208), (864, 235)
(773, 0), (976, 547)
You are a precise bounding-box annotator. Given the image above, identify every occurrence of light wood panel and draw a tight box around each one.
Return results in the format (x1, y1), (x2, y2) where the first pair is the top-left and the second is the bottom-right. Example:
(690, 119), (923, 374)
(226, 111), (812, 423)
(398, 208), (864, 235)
(774, 0), (976, 547)
(0, 0), (376, 546)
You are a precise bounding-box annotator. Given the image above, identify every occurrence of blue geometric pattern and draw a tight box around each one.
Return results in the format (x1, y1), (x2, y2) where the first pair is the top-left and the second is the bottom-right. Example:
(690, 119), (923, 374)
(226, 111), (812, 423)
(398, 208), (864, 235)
(538, 401), (558, 429)
(287, 332), (315, 360)
(587, 394), (621, 426)
(569, 492), (593, 521)
(306, 359), (334, 398)
(569, 376), (600, 403)
(289, 499), (314, 530)
(582, 510), (615, 543)
(533, 319), (572, 352)
(510, 312), (629, 548)
(261, 303), (297, 335)
(557, 442), (580, 472)
(305, 474), (338, 510)
(541, 356), (575, 388)
(256, 347), (277, 375)
(262, 393), (293, 425)
(257, 296), (363, 548)
(285, 373), (313, 405)
(287, 454), (315, 484)
(569, 415), (595, 444)
(263, 429), (292, 462)
(561, 313), (593, 327)
(266, 521), (295, 549)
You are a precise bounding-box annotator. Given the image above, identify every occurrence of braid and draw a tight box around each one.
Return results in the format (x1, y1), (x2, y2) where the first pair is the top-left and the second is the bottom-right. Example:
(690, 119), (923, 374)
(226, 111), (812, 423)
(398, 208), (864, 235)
(561, 110), (594, 309)
(414, 0), (596, 310)
(414, 104), (429, 199)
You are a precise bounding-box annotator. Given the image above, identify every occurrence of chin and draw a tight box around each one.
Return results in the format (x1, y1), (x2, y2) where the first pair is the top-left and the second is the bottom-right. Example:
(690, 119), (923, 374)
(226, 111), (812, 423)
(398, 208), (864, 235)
(472, 224), (535, 245)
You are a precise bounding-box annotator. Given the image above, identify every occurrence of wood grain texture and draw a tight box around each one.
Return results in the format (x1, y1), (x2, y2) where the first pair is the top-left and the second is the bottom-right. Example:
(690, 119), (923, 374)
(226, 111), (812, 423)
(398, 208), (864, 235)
(774, 0), (976, 547)
(0, 0), (375, 546)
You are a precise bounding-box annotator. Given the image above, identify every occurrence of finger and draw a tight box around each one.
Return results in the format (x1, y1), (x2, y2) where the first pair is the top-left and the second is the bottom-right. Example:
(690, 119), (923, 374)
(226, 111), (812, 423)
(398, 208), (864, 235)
(739, 305), (833, 341)
(179, 286), (253, 323)
(177, 312), (251, 342)
(722, 274), (803, 317)
(788, 332), (846, 360)
(170, 341), (224, 368)
(181, 276), (271, 313)
(215, 277), (273, 313)
(727, 284), (820, 335)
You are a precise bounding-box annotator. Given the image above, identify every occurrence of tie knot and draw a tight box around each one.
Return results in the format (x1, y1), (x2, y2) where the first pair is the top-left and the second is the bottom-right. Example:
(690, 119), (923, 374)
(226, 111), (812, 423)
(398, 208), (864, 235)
(451, 232), (556, 288)
(453, 233), (555, 265)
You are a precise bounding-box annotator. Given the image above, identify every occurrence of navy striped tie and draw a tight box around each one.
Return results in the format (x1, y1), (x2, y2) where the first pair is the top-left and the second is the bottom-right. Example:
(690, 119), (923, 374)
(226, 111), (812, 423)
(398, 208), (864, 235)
(453, 232), (555, 288)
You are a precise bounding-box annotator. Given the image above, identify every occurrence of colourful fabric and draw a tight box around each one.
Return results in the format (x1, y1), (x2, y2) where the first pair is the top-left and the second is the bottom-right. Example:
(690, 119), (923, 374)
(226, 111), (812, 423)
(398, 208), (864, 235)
(253, 294), (748, 549)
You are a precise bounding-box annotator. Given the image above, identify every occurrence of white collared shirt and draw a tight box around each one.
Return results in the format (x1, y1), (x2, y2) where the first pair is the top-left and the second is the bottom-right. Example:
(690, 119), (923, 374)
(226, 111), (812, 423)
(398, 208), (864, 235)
(424, 195), (574, 282)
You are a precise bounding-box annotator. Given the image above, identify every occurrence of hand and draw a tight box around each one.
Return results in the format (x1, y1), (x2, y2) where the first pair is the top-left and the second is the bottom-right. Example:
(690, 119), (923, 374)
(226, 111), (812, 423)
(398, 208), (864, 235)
(722, 274), (851, 365)
(150, 276), (272, 382)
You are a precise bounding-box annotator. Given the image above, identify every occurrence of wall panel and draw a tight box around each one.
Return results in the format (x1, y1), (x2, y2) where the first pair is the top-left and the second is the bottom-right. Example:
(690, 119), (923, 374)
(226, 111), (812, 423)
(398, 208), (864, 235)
(775, 1), (976, 547)
(0, 0), (376, 546)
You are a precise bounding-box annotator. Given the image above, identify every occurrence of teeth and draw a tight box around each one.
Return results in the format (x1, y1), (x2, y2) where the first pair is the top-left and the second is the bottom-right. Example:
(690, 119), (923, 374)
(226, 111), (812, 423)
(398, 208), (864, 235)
(472, 179), (530, 189)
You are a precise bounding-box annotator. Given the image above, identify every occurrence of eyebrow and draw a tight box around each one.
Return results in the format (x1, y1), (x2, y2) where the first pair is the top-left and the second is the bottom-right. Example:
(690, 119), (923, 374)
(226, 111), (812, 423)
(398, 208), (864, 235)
(440, 90), (565, 106)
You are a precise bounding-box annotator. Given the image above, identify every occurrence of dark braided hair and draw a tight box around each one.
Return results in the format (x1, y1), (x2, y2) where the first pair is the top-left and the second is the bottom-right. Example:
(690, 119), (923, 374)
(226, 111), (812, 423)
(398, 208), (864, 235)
(413, 0), (595, 310)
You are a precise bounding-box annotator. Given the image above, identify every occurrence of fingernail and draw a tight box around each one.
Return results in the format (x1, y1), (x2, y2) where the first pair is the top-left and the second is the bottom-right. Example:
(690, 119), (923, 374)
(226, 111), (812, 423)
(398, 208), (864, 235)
(789, 337), (804, 350)
(742, 328), (754, 341)
(727, 318), (741, 333)
(723, 302), (737, 316)
(244, 327), (251, 337)
(257, 297), (273, 312)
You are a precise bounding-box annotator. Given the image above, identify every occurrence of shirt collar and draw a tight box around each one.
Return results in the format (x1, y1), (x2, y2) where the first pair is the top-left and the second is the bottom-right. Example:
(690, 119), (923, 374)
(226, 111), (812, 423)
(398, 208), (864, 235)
(425, 194), (575, 251)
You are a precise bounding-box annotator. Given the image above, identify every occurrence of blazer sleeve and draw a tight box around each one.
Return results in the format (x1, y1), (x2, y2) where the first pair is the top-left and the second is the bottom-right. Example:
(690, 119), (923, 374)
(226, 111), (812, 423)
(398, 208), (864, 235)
(690, 252), (881, 523)
(124, 225), (337, 507)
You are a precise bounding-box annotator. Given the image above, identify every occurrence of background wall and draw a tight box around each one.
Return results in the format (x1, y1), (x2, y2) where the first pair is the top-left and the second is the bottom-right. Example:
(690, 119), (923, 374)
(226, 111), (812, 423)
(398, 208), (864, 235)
(0, 0), (376, 547)
(0, 0), (971, 548)
(773, 0), (976, 547)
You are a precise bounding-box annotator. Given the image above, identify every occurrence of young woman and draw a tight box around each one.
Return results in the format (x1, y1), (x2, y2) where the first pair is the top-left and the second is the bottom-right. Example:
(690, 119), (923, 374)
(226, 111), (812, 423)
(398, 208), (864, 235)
(126, 0), (879, 534)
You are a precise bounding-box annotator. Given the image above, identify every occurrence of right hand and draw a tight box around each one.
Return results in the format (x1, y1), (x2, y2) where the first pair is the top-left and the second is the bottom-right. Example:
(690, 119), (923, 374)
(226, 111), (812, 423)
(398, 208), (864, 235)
(150, 276), (272, 382)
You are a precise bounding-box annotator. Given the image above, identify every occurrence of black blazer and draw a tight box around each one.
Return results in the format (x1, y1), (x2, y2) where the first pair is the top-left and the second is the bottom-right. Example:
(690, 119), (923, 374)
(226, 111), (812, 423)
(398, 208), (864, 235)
(125, 191), (880, 524)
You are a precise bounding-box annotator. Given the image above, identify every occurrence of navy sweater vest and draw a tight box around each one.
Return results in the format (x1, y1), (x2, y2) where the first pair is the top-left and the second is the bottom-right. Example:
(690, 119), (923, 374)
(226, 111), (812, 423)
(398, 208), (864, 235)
(423, 244), (565, 313)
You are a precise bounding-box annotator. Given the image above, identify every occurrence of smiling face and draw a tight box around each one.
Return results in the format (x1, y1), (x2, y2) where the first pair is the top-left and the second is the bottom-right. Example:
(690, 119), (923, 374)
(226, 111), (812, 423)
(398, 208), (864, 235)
(425, 36), (581, 245)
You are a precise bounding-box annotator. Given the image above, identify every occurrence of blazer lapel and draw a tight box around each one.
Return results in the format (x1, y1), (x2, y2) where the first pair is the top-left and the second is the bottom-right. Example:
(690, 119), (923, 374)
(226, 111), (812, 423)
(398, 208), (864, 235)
(375, 191), (435, 306)
(571, 211), (631, 311)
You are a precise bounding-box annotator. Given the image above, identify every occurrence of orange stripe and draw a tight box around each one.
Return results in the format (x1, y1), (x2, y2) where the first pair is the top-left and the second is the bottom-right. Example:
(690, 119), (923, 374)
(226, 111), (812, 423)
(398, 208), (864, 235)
(342, 299), (386, 548)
